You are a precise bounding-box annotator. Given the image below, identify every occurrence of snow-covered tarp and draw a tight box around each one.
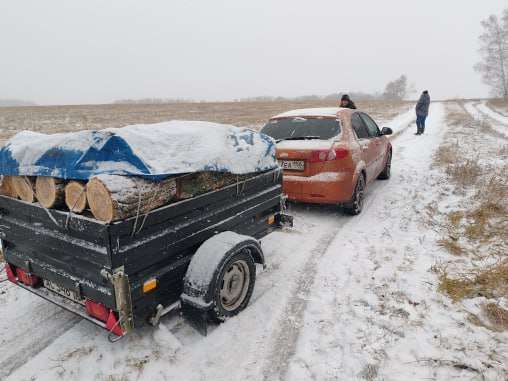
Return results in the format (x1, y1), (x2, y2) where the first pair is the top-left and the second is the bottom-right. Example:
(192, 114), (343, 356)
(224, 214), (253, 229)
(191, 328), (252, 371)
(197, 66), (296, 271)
(0, 121), (277, 180)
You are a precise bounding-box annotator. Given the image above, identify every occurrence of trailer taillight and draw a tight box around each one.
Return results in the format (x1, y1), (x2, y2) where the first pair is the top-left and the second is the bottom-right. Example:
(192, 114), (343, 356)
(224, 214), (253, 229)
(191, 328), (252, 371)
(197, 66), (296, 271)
(85, 299), (110, 322)
(5, 264), (17, 283)
(15, 268), (40, 287)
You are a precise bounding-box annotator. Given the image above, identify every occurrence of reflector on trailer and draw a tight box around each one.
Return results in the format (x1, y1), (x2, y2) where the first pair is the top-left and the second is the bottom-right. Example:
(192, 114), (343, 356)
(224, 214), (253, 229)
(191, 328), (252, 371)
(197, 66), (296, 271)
(15, 268), (40, 287)
(142, 278), (157, 294)
(5, 263), (17, 283)
(85, 299), (109, 322)
(106, 310), (123, 336)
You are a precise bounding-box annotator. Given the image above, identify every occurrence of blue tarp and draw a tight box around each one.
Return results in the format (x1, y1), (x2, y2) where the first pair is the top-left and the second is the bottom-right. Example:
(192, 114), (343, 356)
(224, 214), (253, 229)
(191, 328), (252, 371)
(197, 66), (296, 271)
(0, 121), (277, 180)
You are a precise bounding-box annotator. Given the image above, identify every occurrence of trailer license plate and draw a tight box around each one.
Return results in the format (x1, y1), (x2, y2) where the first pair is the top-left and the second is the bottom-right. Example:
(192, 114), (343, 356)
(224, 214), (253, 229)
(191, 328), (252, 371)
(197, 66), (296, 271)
(279, 160), (304, 171)
(43, 279), (84, 304)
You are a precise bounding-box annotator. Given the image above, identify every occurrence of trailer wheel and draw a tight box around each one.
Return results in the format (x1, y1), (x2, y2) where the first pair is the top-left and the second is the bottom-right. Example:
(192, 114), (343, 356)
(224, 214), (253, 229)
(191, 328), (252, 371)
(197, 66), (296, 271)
(181, 231), (264, 335)
(210, 249), (256, 321)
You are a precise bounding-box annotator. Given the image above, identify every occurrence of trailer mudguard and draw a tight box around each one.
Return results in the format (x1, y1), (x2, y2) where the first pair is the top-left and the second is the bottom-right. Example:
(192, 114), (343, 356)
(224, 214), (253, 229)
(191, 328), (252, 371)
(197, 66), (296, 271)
(180, 231), (264, 335)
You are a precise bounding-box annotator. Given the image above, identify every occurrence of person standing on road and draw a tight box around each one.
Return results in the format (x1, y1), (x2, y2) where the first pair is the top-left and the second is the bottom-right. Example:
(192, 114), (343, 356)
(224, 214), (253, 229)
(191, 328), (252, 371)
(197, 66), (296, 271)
(340, 94), (357, 109)
(415, 90), (430, 135)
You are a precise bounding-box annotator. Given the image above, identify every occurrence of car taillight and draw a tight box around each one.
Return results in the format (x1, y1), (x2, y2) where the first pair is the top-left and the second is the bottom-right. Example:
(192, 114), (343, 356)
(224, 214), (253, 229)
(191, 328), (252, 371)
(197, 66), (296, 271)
(85, 299), (110, 322)
(309, 148), (349, 163)
(15, 267), (40, 287)
(85, 299), (124, 336)
(5, 264), (17, 283)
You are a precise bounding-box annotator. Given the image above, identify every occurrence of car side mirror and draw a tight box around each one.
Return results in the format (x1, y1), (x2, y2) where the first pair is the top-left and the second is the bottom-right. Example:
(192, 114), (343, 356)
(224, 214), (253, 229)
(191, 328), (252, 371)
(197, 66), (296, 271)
(381, 127), (393, 136)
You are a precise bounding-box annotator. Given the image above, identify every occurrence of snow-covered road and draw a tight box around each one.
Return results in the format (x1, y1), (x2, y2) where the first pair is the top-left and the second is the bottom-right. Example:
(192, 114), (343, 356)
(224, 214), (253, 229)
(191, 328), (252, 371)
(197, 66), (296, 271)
(2, 102), (505, 380)
(465, 101), (508, 139)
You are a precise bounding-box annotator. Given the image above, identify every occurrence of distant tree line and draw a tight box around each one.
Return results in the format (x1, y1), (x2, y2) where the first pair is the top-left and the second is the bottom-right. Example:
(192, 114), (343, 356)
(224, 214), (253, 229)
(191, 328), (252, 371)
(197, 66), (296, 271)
(0, 99), (37, 107)
(113, 75), (414, 105)
(113, 98), (199, 104)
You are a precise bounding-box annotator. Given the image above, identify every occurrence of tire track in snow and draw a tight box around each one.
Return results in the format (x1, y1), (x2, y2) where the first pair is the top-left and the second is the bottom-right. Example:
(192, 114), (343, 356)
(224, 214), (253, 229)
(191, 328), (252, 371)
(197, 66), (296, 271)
(0, 301), (80, 380)
(261, 110), (426, 381)
(464, 102), (508, 140)
(262, 227), (344, 381)
(262, 182), (392, 381)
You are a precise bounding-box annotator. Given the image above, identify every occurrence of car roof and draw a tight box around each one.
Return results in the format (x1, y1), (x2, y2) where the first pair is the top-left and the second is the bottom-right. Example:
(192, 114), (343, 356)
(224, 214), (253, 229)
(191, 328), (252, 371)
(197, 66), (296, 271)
(270, 107), (354, 119)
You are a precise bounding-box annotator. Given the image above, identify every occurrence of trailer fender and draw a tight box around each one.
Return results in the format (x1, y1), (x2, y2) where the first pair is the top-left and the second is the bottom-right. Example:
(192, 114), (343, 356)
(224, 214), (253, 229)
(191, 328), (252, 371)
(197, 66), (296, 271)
(180, 231), (264, 335)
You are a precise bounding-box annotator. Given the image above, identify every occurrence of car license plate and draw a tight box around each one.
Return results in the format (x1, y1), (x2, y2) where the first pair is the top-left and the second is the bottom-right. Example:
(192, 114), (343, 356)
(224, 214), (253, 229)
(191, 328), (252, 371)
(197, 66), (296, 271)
(43, 279), (84, 304)
(279, 160), (305, 171)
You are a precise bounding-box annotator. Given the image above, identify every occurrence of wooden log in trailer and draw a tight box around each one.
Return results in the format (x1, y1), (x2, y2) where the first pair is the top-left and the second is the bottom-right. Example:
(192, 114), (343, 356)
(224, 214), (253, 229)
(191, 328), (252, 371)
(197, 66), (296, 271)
(35, 177), (66, 209)
(0, 176), (17, 198)
(86, 175), (177, 223)
(12, 176), (36, 203)
(65, 181), (88, 213)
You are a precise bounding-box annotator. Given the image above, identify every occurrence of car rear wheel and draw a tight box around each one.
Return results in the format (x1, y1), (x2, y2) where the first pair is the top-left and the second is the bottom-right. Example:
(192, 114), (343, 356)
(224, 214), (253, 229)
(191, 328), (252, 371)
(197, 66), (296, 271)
(344, 174), (365, 215)
(378, 151), (392, 180)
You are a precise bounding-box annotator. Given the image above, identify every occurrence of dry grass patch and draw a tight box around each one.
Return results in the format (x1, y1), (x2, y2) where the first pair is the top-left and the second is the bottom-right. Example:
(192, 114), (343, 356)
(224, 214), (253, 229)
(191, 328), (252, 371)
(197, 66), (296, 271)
(437, 261), (508, 302)
(487, 99), (508, 116)
(483, 303), (508, 331)
(437, 238), (464, 256)
(433, 143), (459, 168)
(445, 159), (483, 187)
(0, 249), (4, 263)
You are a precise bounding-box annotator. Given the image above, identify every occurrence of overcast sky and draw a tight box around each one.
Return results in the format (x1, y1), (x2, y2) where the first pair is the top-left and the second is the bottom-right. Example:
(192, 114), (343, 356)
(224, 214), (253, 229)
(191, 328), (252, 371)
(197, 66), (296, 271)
(1, 0), (506, 105)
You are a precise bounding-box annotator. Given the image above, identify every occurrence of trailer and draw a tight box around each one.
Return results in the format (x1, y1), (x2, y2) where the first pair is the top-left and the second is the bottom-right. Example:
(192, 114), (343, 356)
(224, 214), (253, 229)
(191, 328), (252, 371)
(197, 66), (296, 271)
(1, 168), (291, 338)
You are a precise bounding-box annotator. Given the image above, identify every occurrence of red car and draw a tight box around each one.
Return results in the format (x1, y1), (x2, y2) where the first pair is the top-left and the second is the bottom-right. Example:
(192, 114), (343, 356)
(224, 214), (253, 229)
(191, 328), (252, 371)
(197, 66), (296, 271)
(260, 107), (393, 214)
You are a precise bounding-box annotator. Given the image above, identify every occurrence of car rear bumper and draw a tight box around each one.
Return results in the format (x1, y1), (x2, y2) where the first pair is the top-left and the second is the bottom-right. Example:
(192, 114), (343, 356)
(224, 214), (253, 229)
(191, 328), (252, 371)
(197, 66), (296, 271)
(283, 172), (354, 204)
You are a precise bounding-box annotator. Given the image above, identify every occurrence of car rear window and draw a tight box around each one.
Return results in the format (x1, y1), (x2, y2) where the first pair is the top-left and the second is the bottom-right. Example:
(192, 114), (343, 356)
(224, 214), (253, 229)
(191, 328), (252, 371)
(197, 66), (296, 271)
(260, 117), (341, 141)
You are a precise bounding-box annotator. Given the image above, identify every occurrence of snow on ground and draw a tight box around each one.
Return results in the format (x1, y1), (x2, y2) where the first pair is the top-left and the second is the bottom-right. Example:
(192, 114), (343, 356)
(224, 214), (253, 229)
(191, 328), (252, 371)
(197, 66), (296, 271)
(476, 102), (508, 125)
(1, 102), (506, 381)
(465, 101), (508, 139)
(281, 103), (507, 380)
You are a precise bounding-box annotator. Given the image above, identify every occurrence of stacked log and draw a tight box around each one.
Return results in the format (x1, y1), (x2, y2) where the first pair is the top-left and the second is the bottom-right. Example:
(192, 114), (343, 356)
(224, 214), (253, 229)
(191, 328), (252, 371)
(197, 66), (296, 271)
(12, 176), (37, 203)
(176, 172), (243, 200)
(35, 177), (65, 208)
(86, 175), (177, 223)
(1, 172), (248, 223)
(65, 181), (88, 213)
(0, 176), (17, 198)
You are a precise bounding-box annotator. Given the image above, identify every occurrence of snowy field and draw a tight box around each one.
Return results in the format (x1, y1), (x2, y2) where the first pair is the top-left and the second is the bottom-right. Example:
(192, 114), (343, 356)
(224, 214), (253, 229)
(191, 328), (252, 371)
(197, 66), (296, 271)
(0, 100), (409, 145)
(0, 101), (507, 380)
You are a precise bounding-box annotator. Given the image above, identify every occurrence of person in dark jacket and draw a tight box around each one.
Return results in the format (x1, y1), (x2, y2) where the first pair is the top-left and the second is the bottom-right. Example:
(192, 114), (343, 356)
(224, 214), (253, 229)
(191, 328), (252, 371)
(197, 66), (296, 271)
(340, 94), (357, 109)
(415, 90), (430, 135)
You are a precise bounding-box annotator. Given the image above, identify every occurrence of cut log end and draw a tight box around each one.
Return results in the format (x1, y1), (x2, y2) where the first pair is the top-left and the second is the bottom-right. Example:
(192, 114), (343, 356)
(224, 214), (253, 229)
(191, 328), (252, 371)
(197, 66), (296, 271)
(65, 181), (88, 213)
(36, 177), (65, 208)
(86, 178), (114, 222)
(12, 176), (36, 203)
(0, 176), (18, 198)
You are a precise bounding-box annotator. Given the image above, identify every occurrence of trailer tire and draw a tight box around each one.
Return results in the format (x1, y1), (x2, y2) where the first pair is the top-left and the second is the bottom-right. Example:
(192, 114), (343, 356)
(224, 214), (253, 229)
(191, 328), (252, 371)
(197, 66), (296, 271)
(210, 249), (256, 322)
(181, 232), (263, 332)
